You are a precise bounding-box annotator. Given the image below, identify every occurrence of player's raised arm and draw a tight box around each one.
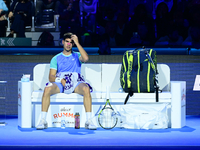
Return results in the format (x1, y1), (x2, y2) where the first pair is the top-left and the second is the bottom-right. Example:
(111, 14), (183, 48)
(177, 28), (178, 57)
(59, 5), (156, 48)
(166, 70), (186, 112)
(71, 34), (89, 62)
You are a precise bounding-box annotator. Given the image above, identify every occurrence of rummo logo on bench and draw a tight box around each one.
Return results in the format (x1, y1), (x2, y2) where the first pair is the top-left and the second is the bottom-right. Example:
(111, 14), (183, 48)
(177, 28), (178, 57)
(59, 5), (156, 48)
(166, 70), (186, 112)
(53, 112), (75, 119)
(53, 107), (75, 119)
(52, 107), (75, 126)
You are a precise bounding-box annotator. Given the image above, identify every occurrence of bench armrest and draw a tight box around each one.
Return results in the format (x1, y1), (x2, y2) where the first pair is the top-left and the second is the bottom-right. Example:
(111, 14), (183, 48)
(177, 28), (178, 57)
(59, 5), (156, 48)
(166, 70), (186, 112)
(18, 81), (33, 128)
(170, 81), (186, 128)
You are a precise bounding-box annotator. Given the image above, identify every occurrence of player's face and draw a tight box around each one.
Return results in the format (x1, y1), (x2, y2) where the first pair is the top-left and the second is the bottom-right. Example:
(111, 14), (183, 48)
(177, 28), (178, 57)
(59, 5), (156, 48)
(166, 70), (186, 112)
(63, 38), (73, 52)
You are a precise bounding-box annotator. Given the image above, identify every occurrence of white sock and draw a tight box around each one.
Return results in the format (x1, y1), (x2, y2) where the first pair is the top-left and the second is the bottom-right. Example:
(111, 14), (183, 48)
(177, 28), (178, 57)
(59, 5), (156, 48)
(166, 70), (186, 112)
(41, 111), (47, 120)
(86, 112), (92, 121)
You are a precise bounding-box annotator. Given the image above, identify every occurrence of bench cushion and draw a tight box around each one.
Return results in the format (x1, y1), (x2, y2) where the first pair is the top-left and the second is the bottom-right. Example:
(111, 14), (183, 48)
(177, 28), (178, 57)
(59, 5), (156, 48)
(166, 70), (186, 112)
(32, 91), (102, 102)
(101, 91), (171, 103)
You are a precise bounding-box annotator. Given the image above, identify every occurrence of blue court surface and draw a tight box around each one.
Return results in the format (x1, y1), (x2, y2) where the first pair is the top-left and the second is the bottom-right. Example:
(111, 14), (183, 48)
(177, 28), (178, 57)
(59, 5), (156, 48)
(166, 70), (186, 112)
(0, 115), (200, 150)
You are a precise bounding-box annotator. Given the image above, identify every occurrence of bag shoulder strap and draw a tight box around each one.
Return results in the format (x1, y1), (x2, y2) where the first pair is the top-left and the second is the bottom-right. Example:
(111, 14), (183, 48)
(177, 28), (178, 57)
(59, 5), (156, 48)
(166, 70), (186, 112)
(13, 2), (19, 14)
(124, 91), (133, 105)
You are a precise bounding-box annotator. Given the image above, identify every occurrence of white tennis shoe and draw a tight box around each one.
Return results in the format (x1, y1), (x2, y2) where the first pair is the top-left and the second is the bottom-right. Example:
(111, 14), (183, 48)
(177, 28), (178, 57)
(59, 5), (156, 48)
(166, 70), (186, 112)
(36, 119), (48, 130)
(85, 120), (97, 130)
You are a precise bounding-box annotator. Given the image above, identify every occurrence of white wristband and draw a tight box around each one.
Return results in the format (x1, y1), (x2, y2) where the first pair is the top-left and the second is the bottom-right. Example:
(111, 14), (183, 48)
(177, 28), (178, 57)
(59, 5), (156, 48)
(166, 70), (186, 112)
(55, 77), (62, 83)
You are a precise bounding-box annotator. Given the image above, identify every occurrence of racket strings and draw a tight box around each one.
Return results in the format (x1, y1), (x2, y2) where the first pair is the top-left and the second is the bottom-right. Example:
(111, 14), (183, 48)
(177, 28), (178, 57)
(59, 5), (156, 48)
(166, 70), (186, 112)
(99, 108), (117, 129)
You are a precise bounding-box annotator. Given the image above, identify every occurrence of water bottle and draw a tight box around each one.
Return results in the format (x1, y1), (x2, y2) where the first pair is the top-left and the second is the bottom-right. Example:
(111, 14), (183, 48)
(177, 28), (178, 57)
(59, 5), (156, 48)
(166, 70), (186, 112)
(21, 74), (30, 82)
(61, 114), (66, 129)
(75, 112), (80, 129)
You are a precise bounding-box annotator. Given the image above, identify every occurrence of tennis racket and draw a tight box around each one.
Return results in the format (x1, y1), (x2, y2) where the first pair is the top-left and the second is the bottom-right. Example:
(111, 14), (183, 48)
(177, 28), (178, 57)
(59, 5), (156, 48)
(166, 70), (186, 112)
(98, 86), (118, 129)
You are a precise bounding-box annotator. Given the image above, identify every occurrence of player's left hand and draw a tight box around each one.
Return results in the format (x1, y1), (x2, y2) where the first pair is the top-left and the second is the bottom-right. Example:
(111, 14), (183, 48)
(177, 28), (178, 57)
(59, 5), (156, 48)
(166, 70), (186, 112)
(61, 78), (66, 87)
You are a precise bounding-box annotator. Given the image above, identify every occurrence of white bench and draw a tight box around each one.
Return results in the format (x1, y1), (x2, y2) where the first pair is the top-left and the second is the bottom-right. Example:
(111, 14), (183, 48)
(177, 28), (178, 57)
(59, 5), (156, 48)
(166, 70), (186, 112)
(18, 63), (186, 128)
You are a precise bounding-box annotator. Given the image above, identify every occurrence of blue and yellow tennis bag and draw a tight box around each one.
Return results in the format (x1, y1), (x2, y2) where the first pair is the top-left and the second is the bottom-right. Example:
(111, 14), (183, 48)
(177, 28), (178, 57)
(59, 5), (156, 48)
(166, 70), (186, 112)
(120, 47), (158, 103)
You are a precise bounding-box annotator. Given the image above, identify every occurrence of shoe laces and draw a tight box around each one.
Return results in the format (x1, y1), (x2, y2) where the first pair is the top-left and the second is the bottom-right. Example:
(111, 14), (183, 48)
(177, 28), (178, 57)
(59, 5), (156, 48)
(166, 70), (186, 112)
(39, 119), (46, 125)
(87, 119), (95, 126)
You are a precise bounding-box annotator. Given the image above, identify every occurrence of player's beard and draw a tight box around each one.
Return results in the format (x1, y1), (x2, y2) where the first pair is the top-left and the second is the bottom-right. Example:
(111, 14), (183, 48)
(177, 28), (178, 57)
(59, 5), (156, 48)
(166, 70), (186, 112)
(65, 48), (72, 52)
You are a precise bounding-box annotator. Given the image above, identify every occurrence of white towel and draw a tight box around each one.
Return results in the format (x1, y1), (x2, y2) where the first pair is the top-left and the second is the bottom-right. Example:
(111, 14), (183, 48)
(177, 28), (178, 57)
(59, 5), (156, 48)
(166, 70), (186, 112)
(56, 72), (93, 94)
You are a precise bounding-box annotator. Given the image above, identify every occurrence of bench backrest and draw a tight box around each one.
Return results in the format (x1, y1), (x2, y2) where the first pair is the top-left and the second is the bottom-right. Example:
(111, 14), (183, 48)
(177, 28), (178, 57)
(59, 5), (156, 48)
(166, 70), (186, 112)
(33, 63), (170, 92)
(33, 63), (102, 91)
(101, 63), (170, 92)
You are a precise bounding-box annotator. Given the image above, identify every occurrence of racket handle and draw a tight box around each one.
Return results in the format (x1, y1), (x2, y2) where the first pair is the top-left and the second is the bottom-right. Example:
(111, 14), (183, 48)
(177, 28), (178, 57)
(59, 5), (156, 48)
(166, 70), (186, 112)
(106, 85), (110, 99)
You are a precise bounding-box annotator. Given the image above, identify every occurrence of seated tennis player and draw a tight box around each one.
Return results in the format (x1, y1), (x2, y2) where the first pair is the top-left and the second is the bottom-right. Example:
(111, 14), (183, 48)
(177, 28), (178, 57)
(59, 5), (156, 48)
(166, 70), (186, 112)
(36, 32), (97, 130)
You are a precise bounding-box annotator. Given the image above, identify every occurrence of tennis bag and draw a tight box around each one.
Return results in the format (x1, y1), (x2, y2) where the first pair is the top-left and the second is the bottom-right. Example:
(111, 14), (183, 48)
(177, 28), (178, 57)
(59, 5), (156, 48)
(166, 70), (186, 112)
(120, 47), (159, 104)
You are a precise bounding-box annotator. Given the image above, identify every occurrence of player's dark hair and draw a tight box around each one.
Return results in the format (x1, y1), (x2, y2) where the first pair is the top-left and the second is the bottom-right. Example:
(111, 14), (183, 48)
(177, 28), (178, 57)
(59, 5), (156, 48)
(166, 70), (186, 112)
(63, 32), (74, 44)
(63, 33), (73, 40)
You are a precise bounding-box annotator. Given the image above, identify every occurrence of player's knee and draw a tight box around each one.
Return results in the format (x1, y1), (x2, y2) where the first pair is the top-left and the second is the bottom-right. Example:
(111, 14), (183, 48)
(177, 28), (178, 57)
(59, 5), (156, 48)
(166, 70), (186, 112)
(82, 85), (90, 95)
(43, 86), (52, 96)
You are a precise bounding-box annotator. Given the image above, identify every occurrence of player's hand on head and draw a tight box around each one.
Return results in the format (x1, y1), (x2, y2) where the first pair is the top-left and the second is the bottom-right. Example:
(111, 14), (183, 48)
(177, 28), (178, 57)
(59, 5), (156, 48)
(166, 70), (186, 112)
(71, 34), (79, 44)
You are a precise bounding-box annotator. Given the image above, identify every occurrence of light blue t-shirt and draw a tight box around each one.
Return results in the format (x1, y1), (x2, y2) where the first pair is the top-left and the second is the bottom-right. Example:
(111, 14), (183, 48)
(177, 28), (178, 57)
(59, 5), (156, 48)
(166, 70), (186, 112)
(0, 0), (8, 11)
(50, 51), (82, 74)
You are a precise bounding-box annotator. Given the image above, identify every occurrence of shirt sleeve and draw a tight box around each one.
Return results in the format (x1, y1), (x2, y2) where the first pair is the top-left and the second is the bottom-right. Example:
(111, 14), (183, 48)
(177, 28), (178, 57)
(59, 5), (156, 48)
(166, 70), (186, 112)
(2, 2), (8, 11)
(50, 55), (57, 70)
(77, 52), (81, 58)
(74, 52), (83, 64)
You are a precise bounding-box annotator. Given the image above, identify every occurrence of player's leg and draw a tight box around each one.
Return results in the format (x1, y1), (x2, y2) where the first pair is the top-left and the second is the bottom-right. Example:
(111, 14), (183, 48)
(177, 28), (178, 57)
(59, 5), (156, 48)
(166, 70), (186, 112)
(42, 83), (61, 112)
(36, 83), (61, 130)
(74, 83), (91, 112)
(74, 83), (97, 130)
